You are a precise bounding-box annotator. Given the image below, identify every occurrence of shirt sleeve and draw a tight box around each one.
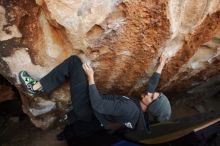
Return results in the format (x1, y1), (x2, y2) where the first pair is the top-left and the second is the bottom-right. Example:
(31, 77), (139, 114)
(89, 84), (127, 116)
(145, 72), (161, 93)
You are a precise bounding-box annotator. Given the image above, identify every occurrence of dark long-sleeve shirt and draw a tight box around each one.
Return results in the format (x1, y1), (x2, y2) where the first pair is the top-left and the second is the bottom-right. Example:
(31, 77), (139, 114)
(88, 72), (161, 132)
(145, 72), (161, 93)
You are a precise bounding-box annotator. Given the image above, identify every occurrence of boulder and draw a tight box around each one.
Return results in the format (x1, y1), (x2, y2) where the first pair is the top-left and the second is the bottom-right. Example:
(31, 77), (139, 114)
(0, 0), (220, 128)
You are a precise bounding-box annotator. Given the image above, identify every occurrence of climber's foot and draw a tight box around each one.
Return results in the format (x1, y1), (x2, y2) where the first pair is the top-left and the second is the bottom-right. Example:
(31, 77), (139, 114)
(19, 71), (38, 96)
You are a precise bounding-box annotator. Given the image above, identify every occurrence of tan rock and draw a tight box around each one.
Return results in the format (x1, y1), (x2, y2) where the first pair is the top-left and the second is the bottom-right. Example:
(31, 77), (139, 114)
(0, 0), (220, 128)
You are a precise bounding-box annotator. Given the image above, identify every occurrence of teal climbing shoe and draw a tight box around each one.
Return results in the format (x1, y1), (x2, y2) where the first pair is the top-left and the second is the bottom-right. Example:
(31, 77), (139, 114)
(19, 71), (38, 96)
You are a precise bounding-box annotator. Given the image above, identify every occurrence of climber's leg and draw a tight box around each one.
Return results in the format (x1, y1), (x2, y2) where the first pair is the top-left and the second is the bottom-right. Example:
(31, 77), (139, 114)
(39, 55), (94, 121)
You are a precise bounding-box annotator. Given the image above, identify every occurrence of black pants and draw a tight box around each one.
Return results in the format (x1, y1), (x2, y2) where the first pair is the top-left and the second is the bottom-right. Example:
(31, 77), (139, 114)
(39, 55), (102, 138)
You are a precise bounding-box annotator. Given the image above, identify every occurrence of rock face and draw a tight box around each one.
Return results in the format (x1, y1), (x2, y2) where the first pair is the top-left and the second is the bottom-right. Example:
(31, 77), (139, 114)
(0, 0), (220, 128)
(0, 75), (15, 102)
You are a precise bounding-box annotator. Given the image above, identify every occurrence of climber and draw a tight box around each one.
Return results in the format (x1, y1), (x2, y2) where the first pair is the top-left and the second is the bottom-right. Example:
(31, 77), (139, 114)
(18, 53), (171, 140)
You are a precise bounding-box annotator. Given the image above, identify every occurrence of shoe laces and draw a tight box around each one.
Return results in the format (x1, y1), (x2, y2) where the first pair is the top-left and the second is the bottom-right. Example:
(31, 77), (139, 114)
(25, 77), (37, 85)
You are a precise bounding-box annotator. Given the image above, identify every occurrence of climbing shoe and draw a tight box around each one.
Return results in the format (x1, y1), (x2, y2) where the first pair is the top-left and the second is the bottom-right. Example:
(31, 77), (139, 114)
(19, 71), (38, 96)
(58, 114), (70, 125)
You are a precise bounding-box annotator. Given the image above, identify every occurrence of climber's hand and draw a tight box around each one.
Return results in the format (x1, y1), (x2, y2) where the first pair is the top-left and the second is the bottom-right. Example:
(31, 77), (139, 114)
(82, 62), (95, 84)
(156, 53), (167, 74)
(159, 53), (167, 66)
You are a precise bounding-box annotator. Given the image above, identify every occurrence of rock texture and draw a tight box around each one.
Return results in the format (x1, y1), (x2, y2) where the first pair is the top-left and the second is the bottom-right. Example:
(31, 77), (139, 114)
(0, 0), (220, 128)
(0, 75), (15, 102)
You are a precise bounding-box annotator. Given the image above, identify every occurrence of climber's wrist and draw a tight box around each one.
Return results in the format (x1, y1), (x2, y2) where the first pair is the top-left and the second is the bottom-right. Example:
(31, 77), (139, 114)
(88, 76), (95, 85)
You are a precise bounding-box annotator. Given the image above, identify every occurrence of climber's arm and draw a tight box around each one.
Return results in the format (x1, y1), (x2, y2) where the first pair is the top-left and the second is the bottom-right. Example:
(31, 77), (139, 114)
(155, 53), (167, 74)
(145, 53), (167, 93)
(82, 63), (126, 116)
